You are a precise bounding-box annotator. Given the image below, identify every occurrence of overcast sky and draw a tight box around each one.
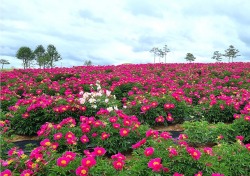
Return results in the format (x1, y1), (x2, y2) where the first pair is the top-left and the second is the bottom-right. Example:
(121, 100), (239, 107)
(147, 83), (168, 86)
(1, 0), (249, 68)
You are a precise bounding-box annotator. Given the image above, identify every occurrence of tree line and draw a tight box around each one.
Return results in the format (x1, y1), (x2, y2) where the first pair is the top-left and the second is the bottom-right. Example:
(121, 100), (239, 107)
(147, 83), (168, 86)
(149, 45), (240, 63)
(15, 44), (62, 69)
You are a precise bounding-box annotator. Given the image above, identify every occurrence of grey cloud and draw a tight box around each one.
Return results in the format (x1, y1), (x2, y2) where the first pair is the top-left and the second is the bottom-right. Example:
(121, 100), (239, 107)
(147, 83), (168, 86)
(79, 10), (104, 23)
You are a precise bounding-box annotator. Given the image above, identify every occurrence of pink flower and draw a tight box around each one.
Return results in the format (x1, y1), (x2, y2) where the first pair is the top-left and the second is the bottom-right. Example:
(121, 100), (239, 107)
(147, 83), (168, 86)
(111, 153), (126, 161)
(94, 147), (106, 156)
(65, 131), (76, 139)
(132, 138), (147, 149)
(53, 132), (63, 140)
(63, 151), (76, 161)
(81, 157), (96, 168)
(57, 157), (70, 167)
(233, 114), (241, 119)
(160, 132), (172, 140)
(178, 134), (188, 140)
(0, 169), (12, 176)
(101, 132), (110, 140)
(195, 171), (203, 176)
(155, 116), (165, 123)
(245, 143), (250, 151)
(80, 135), (89, 143)
(40, 138), (51, 147)
(173, 173), (184, 176)
(187, 147), (201, 160)
(75, 166), (88, 176)
(168, 147), (178, 157)
(20, 169), (33, 176)
(203, 147), (213, 156)
(144, 147), (154, 156)
(113, 123), (121, 129)
(148, 158), (162, 172)
(166, 113), (174, 122)
(109, 116), (118, 123)
(236, 135), (244, 141)
(119, 128), (130, 137)
(51, 142), (59, 150)
(113, 159), (125, 170)
(211, 173), (224, 176)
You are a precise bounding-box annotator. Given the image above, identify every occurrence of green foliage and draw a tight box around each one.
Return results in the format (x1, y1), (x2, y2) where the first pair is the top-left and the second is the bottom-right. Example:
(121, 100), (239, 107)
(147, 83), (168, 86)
(224, 45), (240, 62)
(185, 53), (196, 62)
(211, 51), (223, 62)
(183, 118), (250, 145)
(16, 46), (34, 69)
(112, 83), (143, 100)
(0, 59), (10, 69)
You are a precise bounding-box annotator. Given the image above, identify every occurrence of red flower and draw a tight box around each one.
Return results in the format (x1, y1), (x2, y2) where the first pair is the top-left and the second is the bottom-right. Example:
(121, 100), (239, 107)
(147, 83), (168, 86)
(144, 147), (154, 156)
(119, 128), (130, 137)
(81, 157), (96, 168)
(94, 147), (106, 156)
(57, 157), (70, 167)
(113, 159), (125, 170)
(148, 158), (162, 172)
(75, 166), (88, 176)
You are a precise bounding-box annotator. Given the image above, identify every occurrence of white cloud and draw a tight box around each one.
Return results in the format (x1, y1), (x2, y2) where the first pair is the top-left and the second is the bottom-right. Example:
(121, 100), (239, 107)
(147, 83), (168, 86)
(1, 0), (250, 69)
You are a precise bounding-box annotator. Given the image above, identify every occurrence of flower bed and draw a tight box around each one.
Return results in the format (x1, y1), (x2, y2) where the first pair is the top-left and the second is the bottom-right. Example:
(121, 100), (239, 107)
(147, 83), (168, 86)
(1, 62), (250, 175)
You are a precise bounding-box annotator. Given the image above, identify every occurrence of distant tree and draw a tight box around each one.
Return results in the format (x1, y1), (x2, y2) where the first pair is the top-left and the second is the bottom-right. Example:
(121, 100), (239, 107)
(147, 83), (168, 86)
(0, 59), (10, 69)
(162, 45), (170, 63)
(158, 49), (164, 63)
(185, 53), (196, 63)
(150, 47), (160, 63)
(224, 45), (240, 62)
(16, 46), (34, 69)
(34, 45), (46, 68)
(84, 60), (92, 66)
(46, 44), (61, 68)
(211, 51), (223, 62)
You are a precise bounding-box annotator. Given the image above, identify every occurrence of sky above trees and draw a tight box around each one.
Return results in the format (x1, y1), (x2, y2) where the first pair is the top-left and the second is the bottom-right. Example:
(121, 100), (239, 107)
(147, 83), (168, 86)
(1, 0), (250, 68)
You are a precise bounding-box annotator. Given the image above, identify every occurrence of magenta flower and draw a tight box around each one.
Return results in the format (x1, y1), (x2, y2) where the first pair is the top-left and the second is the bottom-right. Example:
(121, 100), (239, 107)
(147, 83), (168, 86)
(148, 158), (162, 172)
(20, 169), (33, 176)
(119, 128), (130, 137)
(94, 147), (106, 156)
(57, 157), (70, 167)
(75, 166), (88, 176)
(81, 157), (96, 168)
(144, 147), (154, 156)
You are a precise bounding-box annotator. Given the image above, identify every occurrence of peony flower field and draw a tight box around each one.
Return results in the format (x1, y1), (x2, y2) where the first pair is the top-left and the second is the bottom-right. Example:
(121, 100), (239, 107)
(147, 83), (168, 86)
(0, 62), (250, 176)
